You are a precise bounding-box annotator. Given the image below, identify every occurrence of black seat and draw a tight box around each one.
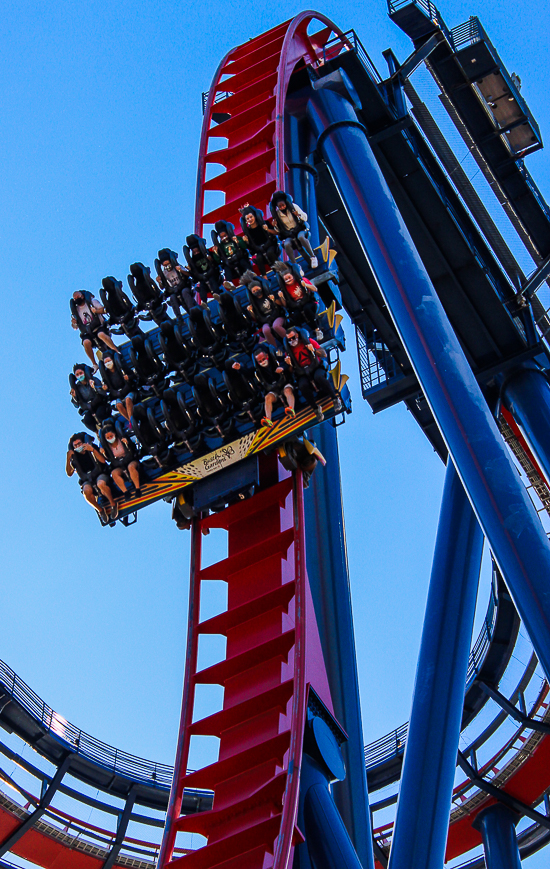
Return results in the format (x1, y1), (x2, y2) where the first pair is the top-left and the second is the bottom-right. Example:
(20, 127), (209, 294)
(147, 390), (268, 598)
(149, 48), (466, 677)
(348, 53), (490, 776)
(128, 262), (169, 324)
(129, 334), (168, 395)
(187, 307), (226, 365)
(161, 388), (203, 453)
(100, 276), (140, 336)
(131, 403), (172, 466)
(223, 361), (262, 423)
(192, 373), (233, 439)
(217, 292), (255, 351)
(158, 321), (197, 381)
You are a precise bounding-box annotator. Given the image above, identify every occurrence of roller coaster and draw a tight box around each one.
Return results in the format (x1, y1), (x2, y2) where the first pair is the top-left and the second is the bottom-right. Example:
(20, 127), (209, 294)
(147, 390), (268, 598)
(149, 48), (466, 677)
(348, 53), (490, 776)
(4, 1), (550, 867)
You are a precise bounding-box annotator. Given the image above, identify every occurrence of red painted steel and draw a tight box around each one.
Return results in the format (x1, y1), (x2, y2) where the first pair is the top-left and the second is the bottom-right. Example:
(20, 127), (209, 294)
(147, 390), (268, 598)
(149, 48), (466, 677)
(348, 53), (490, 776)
(158, 460), (334, 868)
(194, 13), (350, 237)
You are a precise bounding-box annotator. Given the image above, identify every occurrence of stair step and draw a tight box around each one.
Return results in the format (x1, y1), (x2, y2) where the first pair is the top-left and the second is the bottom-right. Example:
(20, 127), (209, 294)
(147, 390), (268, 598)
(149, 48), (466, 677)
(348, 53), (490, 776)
(199, 527), (294, 581)
(201, 478), (292, 530)
(198, 582), (295, 636)
(168, 815), (282, 868)
(194, 630), (295, 685)
(175, 772), (287, 835)
(204, 144), (275, 193)
(182, 730), (291, 790)
(189, 679), (294, 736)
(202, 180), (276, 227)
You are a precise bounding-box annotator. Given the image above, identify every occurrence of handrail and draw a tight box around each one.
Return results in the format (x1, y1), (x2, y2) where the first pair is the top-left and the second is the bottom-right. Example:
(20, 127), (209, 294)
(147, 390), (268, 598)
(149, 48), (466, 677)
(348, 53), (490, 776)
(0, 575), (499, 793)
(0, 659), (172, 789)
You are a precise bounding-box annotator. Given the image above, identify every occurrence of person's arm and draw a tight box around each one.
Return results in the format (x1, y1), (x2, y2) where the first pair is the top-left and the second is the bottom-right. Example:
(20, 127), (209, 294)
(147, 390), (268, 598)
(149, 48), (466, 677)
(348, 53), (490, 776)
(277, 291), (287, 307)
(307, 342), (326, 359)
(90, 297), (105, 315)
(82, 442), (107, 464)
(66, 451), (75, 476)
(294, 204), (307, 222)
(263, 222), (278, 236)
(71, 315), (78, 330)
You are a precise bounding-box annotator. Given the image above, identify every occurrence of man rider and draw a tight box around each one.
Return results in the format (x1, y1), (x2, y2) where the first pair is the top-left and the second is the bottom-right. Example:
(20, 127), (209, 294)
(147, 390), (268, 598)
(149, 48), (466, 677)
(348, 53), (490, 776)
(249, 344), (295, 427)
(155, 249), (197, 318)
(66, 432), (117, 520)
(70, 290), (120, 371)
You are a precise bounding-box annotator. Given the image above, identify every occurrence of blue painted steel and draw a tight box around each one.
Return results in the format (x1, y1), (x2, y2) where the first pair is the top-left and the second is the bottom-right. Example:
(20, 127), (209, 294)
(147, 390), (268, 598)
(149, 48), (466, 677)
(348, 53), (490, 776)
(294, 753), (365, 869)
(306, 75), (550, 692)
(503, 363), (550, 484)
(304, 422), (375, 869)
(286, 115), (374, 869)
(388, 460), (484, 869)
(473, 805), (522, 869)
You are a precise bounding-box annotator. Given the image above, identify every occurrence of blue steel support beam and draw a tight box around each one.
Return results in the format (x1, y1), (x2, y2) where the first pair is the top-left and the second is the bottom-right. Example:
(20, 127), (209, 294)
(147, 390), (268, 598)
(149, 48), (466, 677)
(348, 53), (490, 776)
(305, 71), (550, 682)
(305, 71), (550, 868)
(503, 364), (550, 484)
(473, 805), (522, 869)
(286, 112), (374, 869)
(388, 460), (484, 869)
(303, 423), (375, 869)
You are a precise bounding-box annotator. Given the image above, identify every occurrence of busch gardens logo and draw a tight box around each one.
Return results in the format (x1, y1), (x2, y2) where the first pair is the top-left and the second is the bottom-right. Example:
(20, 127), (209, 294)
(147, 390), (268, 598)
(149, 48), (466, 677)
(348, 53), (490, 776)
(202, 445), (236, 473)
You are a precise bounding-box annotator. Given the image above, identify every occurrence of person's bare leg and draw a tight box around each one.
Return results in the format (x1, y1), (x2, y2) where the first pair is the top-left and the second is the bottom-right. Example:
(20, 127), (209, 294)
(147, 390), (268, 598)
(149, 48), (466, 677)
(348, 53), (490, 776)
(116, 401), (129, 420)
(262, 324), (277, 347)
(111, 469), (127, 494)
(97, 479), (116, 509)
(98, 331), (121, 354)
(82, 483), (99, 510)
(284, 386), (295, 410)
(125, 395), (134, 420)
(264, 393), (275, 421)
(128, 461), (141, 491)
(83, 339), (97, 368)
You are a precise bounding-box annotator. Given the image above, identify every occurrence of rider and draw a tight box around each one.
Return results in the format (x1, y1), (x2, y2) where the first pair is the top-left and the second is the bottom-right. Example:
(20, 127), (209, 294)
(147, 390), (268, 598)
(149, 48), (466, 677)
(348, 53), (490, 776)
(249, 344), (295, 427)
(99, 422), (142, 498)
(239, 205), (280, 275)
(66, 432), (117, 520)
(269, 191), (318, 268)
(70, 290), (120, 371)
(284, 327), (343, 421)
(241, 270), (287, 349)
(183, 235), (221, 305)
(211, 220), (251, 283)
(155, 249), (197, 318)
(272, 261), (323, 340)
(70, 363), (112, 432)
(98, 352), (136, 422)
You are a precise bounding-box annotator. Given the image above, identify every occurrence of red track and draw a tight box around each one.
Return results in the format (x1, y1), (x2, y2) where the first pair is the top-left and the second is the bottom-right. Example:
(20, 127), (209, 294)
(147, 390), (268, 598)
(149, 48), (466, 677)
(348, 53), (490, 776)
(158, 457), (334, 868)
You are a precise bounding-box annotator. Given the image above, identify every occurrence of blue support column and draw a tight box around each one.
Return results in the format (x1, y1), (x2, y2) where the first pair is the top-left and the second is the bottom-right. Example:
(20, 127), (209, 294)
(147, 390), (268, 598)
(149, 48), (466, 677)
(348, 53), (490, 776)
(473, 805), (522, 869)
(286, 112), (375, 869)
(503, 364), (550, 485)
(304, 422), (375, 869)
(388, 460), (484, 869)
(305, 74), (550, 690)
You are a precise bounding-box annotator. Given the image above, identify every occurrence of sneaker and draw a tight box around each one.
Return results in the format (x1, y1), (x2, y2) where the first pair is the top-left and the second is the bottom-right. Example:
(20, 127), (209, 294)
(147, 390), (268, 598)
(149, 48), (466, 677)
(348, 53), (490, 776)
(310, 256), (318, 269)
(261, 417), (275, 428)
(315, 406), (324, 422)
(285, 407), (296, 418)
(315, 329), (324, 341)
(111, 502), (119, 520)
(333, 397), (343, 413)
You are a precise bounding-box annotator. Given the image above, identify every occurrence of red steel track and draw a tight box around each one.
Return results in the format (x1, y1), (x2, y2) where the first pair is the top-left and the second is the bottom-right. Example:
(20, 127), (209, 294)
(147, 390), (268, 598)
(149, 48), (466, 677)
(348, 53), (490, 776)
(157, 458), (334, 868)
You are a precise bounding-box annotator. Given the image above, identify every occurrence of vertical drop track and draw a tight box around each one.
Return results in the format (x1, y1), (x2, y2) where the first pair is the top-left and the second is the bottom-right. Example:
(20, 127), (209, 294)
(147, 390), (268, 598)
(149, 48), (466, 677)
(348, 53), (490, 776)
(158, 460), (335, 868)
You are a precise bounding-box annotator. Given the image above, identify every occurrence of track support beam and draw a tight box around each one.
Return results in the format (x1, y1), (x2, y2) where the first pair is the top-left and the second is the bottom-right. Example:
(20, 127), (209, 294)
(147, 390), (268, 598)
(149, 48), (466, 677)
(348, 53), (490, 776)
(473, 804), (522, 869)
(306, 70), (550, 690)
(503, 363), (550, 485)
(387, 461), (484, 869)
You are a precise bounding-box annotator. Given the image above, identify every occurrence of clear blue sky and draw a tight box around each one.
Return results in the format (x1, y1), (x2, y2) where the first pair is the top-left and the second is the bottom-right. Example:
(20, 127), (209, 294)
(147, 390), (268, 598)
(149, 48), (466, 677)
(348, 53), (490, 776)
(1, 0), (549, 865)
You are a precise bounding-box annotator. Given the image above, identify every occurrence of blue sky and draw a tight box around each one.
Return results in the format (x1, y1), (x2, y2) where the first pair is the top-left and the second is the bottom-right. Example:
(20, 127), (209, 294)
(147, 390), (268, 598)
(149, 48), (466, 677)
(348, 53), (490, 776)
(1, 0), (549, 865)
